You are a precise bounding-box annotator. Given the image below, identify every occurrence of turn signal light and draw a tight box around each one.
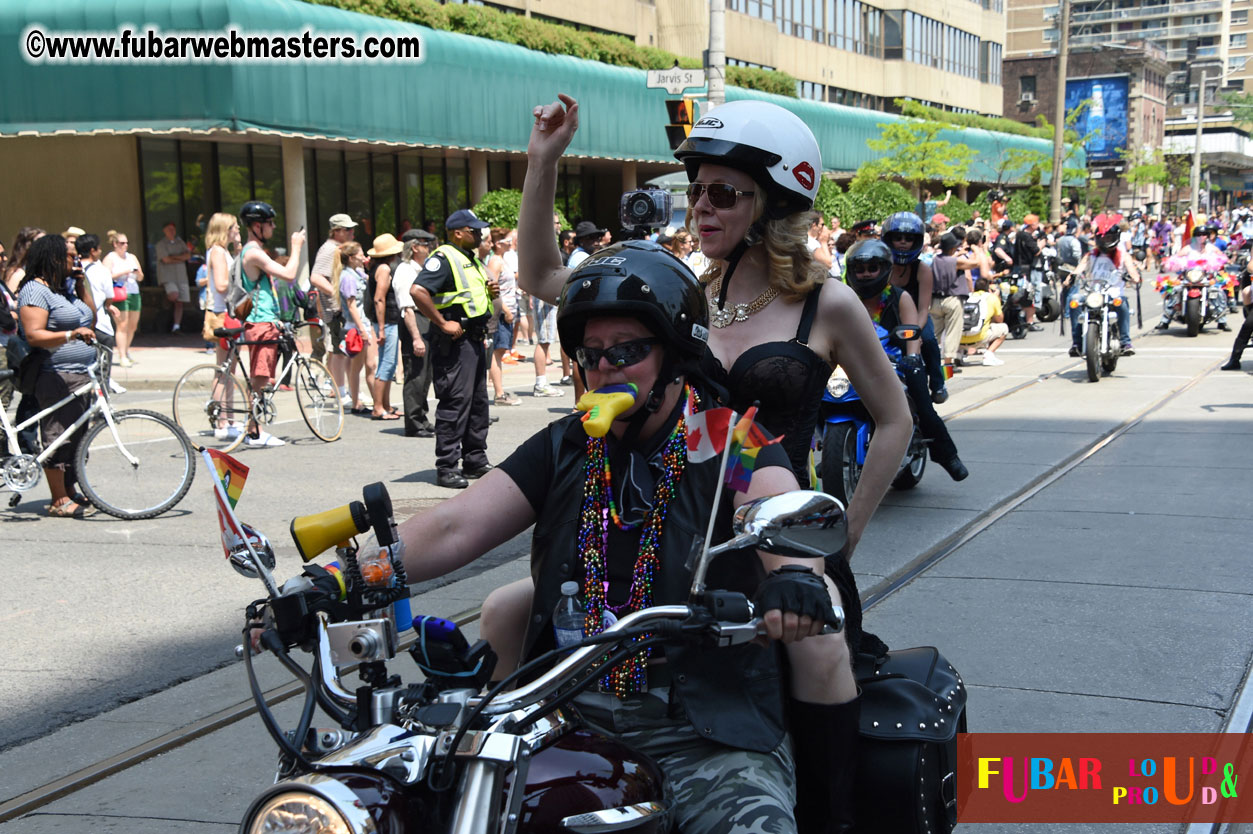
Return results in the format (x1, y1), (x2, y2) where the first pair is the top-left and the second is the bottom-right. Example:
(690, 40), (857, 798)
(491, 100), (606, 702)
(1069, 299), (1080, 309)
(1112, 297), (1122, 307)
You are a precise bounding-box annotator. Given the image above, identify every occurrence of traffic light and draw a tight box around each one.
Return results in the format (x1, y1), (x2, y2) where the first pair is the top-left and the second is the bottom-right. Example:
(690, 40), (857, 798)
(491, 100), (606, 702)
(665, 99), (696, 150)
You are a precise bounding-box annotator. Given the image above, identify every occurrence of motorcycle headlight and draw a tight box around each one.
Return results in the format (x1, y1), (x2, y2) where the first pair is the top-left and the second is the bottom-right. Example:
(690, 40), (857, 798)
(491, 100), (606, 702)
(244, 791), (359, 834)
(826, 373), (851, 399)
(1085, 291), (1102, 309)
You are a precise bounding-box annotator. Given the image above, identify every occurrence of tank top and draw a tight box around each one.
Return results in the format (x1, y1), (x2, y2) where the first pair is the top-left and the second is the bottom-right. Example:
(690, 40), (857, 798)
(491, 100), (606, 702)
(704, 289), (828, 486)
(207, 245), (232, 314)
(366, 260), (402, 325)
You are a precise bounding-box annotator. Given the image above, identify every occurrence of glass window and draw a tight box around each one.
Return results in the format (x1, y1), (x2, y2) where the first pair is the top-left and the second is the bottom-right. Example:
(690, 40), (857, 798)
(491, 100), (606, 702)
(316, 150), (346, 241)
(884, 10), (902, 58)
(488, 160), (509, 193)
(423, 155), (446, 239)
(1232, 33), (1248, 49)
(398, 153), (422, 234)
(139, 138), (179, 280)
(180, 141), (216, 245)
(446, 157), (469, 216)
(373, 154), (396, 238)
(219, 143), (252, 221)
(345, 151), (371, 239)
(252, 145), (286, 243)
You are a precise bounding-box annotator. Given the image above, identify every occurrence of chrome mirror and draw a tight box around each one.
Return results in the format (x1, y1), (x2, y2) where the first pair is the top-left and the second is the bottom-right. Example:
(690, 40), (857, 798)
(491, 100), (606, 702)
(731, 490), (847, 559)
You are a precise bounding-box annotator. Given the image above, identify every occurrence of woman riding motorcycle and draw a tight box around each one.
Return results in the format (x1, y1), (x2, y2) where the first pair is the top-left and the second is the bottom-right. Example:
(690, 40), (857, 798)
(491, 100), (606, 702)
(1158, 223), (1223, 331)
(882, 211), (946, 401)
(514, 94), (910, 834)
(1071, 213), (1140, 356)
(394, 242), (837, 834)
(843, 239), (967, 480)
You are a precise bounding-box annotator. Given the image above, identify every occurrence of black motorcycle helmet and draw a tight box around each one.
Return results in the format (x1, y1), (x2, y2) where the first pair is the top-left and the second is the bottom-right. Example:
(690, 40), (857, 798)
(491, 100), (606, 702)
(881, 212), (925, 265)
(240, 200), (276, 228)
(843, 239), (894, 300)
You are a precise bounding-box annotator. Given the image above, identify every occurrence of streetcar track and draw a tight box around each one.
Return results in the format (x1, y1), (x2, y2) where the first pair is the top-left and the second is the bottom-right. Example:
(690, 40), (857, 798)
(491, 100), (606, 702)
(1, 355), (1224, 823)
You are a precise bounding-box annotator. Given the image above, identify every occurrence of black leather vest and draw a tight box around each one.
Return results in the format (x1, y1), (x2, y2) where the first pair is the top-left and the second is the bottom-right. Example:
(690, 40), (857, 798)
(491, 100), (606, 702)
(521, 415), (787, 754)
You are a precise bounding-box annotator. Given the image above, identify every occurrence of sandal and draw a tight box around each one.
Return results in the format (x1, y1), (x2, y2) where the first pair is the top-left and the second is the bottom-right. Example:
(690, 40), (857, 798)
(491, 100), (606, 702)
(48, 500), (90, 518)
(371, 412), (401, 421)
(350, 405), (370, 415)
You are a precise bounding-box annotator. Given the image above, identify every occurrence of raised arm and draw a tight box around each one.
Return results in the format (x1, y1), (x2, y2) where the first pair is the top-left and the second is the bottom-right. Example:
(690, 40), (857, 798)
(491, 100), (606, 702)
(243, 230), (306, 284)
(518, 94), (579, 305)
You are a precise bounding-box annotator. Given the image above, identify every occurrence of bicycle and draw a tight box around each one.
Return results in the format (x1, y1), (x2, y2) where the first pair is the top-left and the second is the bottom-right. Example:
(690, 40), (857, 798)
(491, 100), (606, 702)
(0, 343), (197, 519)
(172, 321), (343, 452)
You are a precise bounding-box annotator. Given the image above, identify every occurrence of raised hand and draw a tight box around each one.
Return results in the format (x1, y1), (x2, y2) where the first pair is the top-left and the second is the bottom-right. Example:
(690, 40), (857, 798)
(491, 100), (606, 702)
(528, 94), (579, 164)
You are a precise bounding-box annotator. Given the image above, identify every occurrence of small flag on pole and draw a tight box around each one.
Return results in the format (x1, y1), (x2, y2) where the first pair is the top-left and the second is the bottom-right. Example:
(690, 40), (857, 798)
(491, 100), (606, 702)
(723, 406), (782, 493)
(206, 448), (249, 509)
(685, 407), (736, 462)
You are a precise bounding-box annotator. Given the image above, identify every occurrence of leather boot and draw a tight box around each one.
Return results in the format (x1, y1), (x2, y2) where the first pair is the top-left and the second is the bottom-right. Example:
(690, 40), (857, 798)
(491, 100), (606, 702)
(789, 696), (860, 834)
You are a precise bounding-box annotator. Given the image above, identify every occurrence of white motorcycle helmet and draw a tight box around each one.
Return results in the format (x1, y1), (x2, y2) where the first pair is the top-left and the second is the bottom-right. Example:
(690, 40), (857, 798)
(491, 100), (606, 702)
(675, 99), (821, 220)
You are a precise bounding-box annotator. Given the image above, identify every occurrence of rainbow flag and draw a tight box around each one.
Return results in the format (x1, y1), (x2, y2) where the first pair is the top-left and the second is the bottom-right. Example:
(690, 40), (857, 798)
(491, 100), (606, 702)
(1182, 209), (1195, 244)
(723, 406), (783, 493)
(207, 448), (249, 509)
(942, 362), (955, 381)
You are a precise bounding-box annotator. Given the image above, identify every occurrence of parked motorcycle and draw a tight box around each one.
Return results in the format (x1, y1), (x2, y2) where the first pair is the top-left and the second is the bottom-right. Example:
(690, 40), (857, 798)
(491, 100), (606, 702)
(819, 323), (929, 507)
(227, 480), (849, 834)
(998, 277), (1032, 339)
(1071, 276), (1126, 382)
(1033, 252), (1063, 323)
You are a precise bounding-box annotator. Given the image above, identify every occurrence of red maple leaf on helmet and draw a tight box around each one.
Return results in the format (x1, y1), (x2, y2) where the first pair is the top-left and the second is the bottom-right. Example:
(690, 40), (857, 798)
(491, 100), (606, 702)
(1094, 213), (1123, 236)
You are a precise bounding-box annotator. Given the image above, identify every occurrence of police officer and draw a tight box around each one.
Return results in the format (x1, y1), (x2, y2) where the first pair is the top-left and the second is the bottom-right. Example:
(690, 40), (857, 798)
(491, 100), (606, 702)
(411, 210), (496, 489)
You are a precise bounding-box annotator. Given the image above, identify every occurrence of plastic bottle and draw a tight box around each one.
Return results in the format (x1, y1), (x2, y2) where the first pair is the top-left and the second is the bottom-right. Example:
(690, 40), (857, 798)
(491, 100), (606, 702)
(553, 581), (586, 649)
(1089, 84), (1106, 155)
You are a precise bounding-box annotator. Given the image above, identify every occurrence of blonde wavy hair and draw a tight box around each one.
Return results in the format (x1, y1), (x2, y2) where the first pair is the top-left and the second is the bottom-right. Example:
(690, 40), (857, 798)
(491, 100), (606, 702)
(684, 190), (826, 303)
(204, 212), (237, 251)
(331, 241), (363, 296)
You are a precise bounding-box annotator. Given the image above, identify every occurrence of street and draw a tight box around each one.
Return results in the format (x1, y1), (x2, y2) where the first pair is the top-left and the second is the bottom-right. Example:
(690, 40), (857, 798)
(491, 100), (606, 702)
(2, 299), (1252, 833)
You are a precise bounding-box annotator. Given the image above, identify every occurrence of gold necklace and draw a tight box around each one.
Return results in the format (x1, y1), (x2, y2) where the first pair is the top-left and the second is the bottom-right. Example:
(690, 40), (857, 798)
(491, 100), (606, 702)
(707, 274), (778, 328)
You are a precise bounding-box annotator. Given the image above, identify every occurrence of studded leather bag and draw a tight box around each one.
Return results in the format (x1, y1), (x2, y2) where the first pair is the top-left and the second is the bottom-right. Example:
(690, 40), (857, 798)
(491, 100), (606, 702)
(852, 646), (968, 834)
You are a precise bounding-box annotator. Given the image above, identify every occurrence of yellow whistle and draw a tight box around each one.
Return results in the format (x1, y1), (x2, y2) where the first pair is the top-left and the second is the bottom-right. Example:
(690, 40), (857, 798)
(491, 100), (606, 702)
(577, 383), (639, 437)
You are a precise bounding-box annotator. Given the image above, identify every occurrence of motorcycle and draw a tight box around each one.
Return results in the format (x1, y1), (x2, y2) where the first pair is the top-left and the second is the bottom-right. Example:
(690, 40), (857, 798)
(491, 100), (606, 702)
(998, 277), (1032, 339)
(818, 323), (929, 507)
(1071, 275), (1127, 383)
(227, 477), (850, 834)
(1161, 268), (1230, 337)
(1032, 251), (1063, 323)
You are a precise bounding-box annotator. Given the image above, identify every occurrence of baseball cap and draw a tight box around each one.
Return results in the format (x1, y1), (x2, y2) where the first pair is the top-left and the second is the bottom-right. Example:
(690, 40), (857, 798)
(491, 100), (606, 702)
(574, 220), (608, 238)
(63, 226), (86, 237)
(446, 209), (489, 230)
(328, 213), (357, 229)
(999, 218), (1014, 231)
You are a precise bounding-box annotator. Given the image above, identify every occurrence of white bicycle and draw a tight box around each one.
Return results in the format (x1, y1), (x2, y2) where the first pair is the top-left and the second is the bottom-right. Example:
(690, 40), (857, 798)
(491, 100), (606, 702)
(1, 344), (197, 519)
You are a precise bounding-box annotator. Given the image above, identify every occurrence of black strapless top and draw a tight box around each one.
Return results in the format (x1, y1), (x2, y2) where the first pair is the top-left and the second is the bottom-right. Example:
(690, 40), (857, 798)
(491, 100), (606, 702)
(703, 290), (829, 487)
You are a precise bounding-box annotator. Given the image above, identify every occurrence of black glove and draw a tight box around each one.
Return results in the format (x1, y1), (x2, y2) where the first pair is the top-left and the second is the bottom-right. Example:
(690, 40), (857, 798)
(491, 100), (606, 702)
(753, 565), (840, 628)
(898, 353), (924, 373)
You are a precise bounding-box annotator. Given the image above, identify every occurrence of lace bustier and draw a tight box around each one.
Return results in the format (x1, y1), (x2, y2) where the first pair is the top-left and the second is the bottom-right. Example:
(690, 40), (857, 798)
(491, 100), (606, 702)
(704, 290), (829, 486)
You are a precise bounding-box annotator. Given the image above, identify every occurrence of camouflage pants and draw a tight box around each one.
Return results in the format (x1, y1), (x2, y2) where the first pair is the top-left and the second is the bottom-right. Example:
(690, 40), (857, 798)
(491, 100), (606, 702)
(575, 687), (796, 834)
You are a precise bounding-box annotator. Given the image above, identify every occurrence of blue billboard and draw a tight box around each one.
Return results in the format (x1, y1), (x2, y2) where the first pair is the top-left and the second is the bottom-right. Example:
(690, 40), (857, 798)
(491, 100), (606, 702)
(1065, 76), (1129, 163)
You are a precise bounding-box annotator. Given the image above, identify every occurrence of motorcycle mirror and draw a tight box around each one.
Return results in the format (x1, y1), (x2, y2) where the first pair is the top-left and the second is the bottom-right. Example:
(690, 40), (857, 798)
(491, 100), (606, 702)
(892, 325), (920, 342)
(730, 490), (847, 559)
(230, 522), (278, 580)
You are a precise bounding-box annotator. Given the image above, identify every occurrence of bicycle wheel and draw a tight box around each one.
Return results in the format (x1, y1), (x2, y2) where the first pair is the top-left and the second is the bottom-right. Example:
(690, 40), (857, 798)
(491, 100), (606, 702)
(295, 357), (344, 442)
(173, 363), (249, 452)
(75, 409), (197, 520)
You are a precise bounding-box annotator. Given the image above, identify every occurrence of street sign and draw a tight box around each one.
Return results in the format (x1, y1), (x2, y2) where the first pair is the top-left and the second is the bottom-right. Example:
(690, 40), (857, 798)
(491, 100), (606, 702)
(646, 67), (706, 94)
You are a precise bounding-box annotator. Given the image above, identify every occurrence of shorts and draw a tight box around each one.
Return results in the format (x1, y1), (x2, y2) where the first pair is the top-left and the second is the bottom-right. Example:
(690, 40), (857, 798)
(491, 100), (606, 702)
(36, 370), (91, 470)
(202, 310), (227, 342)
(244, 321), (280, 380)
(529, 296), (558, 344)
(492, 314), (514, 350)
(117, 292), (142, 313)
(374, 322), (399, 382)
(328, 315), (347, 356)
(163, 278), (190, 303)
(987, 322), (1009, 341)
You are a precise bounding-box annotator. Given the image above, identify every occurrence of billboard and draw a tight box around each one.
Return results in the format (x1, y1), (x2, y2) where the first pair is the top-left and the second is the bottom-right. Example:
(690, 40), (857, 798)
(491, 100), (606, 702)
(1065, 76), (1129, 163)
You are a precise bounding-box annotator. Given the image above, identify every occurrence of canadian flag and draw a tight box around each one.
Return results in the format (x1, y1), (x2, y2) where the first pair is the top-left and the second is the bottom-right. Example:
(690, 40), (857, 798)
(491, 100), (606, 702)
(686, 407), (735, 462)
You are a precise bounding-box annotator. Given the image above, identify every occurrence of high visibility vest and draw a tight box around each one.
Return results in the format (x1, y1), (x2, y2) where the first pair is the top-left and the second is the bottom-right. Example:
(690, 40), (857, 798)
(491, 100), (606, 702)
(432, 244), (491, 319)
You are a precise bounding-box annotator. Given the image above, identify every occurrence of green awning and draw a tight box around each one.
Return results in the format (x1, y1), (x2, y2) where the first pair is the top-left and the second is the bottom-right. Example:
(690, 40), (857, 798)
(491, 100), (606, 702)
(0, 0), (1081, 181)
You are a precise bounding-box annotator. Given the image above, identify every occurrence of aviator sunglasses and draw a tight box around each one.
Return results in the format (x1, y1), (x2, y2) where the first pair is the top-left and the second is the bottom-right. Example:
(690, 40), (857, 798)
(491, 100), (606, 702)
(575, 338), (660, 372)
(687, 182), (755, 209)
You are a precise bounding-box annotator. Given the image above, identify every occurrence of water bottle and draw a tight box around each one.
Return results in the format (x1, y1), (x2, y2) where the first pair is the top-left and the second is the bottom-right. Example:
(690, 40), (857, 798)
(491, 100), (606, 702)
(553, 581), (586, 649)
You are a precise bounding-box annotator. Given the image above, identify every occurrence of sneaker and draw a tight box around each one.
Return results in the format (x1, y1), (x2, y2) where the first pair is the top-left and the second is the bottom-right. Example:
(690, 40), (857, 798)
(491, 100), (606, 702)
(118, 357), (135, 368)
(494, 392), (522, 406)
(107, 378), (128, 394)
(501, 354), (519, 365)
(1120, 343), (1135, 356)
(214, 425), (243, 442)
(533, 383), (564, 398)
(982, 352), (1005, 366)
(557, 375), (574, 386)
(1027, 323), (1044, 332)
(244, 431), (285, 448)
(1155, 321), (1171, 331)
(340, 394), (353, 407)
(1218, 321), (1231, 331)
(171, 323), (181, 333)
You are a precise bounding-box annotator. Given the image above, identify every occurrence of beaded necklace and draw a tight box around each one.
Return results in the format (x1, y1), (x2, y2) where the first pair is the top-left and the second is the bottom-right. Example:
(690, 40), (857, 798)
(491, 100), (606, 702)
(578, 387), (691, 697)
(867, 285), (894, 323)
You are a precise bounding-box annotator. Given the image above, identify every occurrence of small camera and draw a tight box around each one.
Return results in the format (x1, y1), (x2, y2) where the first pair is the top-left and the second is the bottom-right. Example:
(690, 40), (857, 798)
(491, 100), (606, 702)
(620, 188), (672, 231)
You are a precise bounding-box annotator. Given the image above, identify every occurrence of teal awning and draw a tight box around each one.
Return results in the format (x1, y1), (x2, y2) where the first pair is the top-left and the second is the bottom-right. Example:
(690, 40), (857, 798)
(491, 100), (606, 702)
(0, 0), (1081, 181)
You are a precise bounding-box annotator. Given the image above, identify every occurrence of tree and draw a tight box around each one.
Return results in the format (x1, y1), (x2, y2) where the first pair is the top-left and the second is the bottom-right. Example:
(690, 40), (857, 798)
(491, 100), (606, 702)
(473, 188), (569, 230)
(1221, 89), (1253, 128)
(851, 119), (976, 199)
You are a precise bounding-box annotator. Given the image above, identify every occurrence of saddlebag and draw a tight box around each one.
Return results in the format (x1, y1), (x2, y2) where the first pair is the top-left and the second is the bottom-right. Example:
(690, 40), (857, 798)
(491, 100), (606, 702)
(852, 646), (967, 834)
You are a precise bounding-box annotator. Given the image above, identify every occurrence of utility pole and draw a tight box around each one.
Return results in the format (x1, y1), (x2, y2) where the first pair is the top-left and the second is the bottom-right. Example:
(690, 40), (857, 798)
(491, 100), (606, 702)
(1049, 0), (1070, 224)
(1189, 66), (1208, 216)
(708, 0), (726, 106)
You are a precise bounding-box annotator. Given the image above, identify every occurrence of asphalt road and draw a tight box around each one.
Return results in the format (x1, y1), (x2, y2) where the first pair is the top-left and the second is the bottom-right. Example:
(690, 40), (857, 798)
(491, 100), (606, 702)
(2, 288), (1252, 833)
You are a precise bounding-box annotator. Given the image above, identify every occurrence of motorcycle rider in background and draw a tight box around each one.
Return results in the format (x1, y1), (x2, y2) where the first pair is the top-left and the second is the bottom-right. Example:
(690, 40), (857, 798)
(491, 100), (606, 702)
(1072, 214), (1141, 357)
(393, 243), (843, 834)
(883, 212), (948, 403)
(1158, 225), (1224, 331)
(845, 239), (968, 481)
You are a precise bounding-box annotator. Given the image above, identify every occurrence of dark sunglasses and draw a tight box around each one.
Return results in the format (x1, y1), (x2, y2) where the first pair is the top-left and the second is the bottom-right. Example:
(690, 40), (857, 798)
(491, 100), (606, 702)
(850, 261), (884, 274)
(687, 182), (754, 209)
(575, 338), (660, 371)
(883, 232), (917, 245)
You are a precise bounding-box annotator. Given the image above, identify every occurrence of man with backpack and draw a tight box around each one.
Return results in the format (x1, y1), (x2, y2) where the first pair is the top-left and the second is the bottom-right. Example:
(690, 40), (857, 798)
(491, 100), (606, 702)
(235, 201), (306, 448)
